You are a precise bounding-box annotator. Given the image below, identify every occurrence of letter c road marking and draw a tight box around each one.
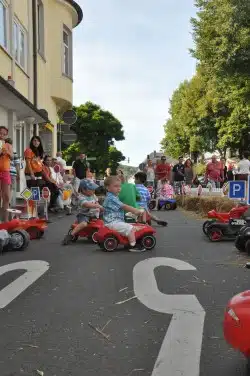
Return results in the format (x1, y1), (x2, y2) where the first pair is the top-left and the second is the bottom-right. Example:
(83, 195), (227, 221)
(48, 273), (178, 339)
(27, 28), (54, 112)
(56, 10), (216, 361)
(0, 260), (49, 309)
(133, 257), (205, 376)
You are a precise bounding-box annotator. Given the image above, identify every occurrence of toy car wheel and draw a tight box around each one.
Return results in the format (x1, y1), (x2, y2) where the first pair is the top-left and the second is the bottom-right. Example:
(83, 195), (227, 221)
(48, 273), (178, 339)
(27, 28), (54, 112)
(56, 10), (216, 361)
(202, 220), (214, 235)
(207, 227), (223, 242)
(141, 235), (156, 250)
(9, 229), (30, 250)
(68, 229), (78, 242)
(245, 240), (250, 254)
(89, 231), (99, 244)
(103, 236), (118, 252)
(235, 235), (245, 252)
(26, 226), (43, 240)
(148, 201), (156, 211)
(164, 203), (172, 210)
(172, 203), (177, 210)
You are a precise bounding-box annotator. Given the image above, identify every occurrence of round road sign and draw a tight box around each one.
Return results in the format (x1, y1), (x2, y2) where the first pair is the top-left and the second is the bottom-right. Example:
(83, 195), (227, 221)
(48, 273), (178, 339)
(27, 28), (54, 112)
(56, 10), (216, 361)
(62, 109), (77, 125)
(42, 187), (50, 200)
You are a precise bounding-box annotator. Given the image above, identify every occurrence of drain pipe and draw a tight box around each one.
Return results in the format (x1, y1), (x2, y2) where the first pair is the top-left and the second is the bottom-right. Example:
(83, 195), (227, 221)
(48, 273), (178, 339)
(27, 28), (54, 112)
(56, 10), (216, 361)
(32, 0), (38, 135)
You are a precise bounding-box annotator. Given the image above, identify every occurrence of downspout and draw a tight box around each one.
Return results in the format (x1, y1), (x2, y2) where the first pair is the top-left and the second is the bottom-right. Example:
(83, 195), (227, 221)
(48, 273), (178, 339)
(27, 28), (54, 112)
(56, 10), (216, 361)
(32, 0), (38, 135)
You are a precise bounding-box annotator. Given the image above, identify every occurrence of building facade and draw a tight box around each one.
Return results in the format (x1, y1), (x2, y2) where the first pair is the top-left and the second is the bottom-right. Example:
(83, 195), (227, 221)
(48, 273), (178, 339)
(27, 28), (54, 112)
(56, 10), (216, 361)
(0, 0), (83, 160)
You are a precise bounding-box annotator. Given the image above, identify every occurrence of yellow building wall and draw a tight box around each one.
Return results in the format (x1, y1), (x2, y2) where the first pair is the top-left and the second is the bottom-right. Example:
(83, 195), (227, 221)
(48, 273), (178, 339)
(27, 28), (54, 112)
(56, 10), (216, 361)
(36, 0), (75, 154)
(13, 0), (29, 30)
(0, 49), (12, 79)
(15, 65), (29, 98)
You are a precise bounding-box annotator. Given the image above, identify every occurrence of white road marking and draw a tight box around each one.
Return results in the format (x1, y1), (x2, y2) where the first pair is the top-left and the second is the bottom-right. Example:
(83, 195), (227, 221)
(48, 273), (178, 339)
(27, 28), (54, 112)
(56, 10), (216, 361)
(0, 260), (49, 309)
(133, 257), (205, 376)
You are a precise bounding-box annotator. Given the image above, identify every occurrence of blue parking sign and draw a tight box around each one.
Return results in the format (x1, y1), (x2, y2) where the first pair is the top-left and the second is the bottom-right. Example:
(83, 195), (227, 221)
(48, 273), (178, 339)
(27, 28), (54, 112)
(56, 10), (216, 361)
(228, 181), (245, 200)
(31, 187), (41, 201)
(247, 176), (250, 205)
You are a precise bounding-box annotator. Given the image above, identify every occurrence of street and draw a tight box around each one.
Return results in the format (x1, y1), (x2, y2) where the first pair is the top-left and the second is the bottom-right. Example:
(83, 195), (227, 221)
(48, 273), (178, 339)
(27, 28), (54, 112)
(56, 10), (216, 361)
(0, 210), (249, 376)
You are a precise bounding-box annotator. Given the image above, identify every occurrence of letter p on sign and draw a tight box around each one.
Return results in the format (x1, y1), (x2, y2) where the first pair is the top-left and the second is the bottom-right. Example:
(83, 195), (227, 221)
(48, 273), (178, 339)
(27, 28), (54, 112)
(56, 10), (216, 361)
(233, 184), (241, 196)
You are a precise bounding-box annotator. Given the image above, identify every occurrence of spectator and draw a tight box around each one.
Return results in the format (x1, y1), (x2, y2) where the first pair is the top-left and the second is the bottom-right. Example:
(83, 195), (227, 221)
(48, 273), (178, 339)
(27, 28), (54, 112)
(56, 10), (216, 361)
(144, 159), (155, 187)
(205, 155), (223, 188)
(172, 156), (185, 194)
(72, 153), (90, 192)
(184, 158), (195, 186)
(56, 151), (67, 169)
(155, 156), (171, 184)
(24, 136), (44, 189)
(6, 138), (20, 208)
(0, 127), (13, 221)
(42, 155), (60, 212)
(117, 168), (125, 183)
(236, 152), (250, 181)
(220, 157), (227, 186)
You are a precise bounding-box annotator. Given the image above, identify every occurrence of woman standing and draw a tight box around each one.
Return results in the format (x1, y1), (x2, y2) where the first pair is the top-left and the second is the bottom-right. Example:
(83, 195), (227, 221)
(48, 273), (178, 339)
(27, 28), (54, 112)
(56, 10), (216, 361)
(0, 126), (13, 221)
(184, 159), (195, 186)
(24, 136), (44, 189)
(144, 159), (155, 186)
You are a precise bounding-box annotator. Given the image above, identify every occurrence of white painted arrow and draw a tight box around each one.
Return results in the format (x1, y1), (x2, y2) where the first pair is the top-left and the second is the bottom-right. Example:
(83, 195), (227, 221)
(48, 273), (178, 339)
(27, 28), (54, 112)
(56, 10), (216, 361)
(133, 257), (205, 376)
(0, 260), (49, 309)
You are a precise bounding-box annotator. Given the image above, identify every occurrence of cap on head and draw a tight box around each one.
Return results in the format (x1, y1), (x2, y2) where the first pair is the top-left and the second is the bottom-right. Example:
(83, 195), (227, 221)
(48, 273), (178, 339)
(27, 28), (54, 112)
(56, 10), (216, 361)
(79, 178), (98, 191)
(161, 156), (166, 161)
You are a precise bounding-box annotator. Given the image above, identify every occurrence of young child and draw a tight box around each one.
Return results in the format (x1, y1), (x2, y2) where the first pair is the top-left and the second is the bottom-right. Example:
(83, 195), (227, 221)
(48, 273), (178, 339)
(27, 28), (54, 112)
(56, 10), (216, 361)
(157, 178), (174, 200)
(134, 172), (167, 226)
(103, 176), (144, 252)
(63, 179), (103, 244)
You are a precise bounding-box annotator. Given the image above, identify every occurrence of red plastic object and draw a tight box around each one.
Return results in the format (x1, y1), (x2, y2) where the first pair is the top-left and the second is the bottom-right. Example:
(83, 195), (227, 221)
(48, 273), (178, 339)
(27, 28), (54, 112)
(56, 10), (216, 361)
(42, 187), (50, 200)
(0, 219), (21, 231)
(18, 218), (48, 240)
(224, 290), (250, 357)
(96, 222), (156, 251)
(70, 218), (104, 243)
(208, 205), (248, 223)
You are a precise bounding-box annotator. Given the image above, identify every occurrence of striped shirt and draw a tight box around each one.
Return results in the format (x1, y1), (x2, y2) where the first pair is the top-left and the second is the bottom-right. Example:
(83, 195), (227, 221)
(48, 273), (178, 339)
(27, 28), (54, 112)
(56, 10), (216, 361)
(10, 153), (20, 176)
(135, 184), (151, 209)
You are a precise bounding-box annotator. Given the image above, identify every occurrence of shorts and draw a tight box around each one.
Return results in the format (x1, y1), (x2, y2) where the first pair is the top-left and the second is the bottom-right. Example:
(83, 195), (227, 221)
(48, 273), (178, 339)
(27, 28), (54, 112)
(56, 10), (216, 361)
(0, 171), (11, 185)
(106, 221), (133, 237)
(76, 214), (91, 224)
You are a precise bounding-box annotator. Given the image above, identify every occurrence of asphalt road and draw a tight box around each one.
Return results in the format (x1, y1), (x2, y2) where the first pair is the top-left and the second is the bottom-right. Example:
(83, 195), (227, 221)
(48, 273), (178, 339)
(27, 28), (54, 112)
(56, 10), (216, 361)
(0, 209), (250, 376)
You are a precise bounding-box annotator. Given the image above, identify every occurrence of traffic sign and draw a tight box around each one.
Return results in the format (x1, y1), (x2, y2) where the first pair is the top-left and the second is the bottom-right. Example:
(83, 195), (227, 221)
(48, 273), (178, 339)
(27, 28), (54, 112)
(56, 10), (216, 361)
(20, 188), (32, 201)
(31, 187), (41, 201)
(228, 181), (246, 200)
(62, 109), (77, 125)
(42, 187), (50, 200)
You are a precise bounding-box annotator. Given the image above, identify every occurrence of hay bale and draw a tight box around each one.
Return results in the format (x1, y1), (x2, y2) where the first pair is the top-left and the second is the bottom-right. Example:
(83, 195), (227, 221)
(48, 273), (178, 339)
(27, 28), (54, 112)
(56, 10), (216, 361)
(176, 195), (235, 216)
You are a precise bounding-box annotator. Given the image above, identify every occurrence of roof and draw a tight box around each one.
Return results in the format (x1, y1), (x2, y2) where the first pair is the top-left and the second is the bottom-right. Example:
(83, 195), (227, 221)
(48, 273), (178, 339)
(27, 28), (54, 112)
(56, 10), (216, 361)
(0, 76), (50, 123)
(64, 0), (83, 26)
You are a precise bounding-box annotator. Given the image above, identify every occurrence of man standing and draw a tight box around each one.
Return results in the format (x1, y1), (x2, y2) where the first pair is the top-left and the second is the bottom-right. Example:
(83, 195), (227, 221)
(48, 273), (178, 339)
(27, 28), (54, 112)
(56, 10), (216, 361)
(56, 151), (67, 172)
(155, 156), (171, 183)
(205, 155), (223, 188)
(172, 156), (185, 194)
(72, 153), (90, 192)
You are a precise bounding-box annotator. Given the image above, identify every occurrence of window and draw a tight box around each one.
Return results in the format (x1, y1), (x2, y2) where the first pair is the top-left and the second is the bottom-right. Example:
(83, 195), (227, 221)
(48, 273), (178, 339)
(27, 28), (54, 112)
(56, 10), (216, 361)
(63, 26), (72, 77)
(37, 0), (45, 56)
(0, 0), (8, 50)
(13, 20), (27, 71)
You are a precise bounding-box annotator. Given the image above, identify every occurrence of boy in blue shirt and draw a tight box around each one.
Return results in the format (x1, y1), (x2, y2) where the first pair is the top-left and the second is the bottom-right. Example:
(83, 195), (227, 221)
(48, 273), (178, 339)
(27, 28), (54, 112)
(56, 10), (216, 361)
(103, 176), (144, 251)
(134, 172), (167, 226)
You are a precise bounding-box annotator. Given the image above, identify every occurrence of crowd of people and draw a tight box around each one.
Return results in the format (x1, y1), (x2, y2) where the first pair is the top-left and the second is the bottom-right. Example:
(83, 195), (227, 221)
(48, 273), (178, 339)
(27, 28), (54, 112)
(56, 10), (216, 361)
(140, 153), (250, 193)
(0, 125), (95, 222)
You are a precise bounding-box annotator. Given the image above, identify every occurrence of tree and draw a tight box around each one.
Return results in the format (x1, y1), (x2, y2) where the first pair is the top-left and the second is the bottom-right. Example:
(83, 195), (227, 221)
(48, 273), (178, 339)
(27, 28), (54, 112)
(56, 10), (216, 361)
(62, 102), (125, 174)
(108, 146), (125, 174)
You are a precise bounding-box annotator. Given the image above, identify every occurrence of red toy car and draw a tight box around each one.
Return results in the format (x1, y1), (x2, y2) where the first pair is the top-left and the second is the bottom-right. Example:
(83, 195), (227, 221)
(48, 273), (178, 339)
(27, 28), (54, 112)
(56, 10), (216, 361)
(0, 219), (30, 251)
(67, 218), (104, 243)
(224, 290), (250, 368)
(96, 223), (156, 252)
(18, 218), (48, 240)
(203, 205), (248, 235)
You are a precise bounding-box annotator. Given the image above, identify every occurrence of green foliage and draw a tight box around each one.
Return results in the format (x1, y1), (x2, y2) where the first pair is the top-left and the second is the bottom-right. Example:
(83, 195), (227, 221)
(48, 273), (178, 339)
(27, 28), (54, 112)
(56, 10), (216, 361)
(162, 0), (250, 158)
(194, 163), (206, 176)
(62, 102), (125, 174)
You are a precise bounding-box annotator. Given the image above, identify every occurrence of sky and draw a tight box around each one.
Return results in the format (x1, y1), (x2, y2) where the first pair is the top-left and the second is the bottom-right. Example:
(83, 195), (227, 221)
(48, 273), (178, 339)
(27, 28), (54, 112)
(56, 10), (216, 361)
(73, 0), (197, 166)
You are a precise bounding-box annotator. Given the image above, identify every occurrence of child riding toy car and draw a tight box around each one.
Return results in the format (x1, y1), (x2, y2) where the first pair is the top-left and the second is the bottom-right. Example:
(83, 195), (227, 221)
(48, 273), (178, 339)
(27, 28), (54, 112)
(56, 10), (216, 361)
(0, 214), (30, 251)
(96, 221), (156, 252)
(67, 218), (104, 243)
